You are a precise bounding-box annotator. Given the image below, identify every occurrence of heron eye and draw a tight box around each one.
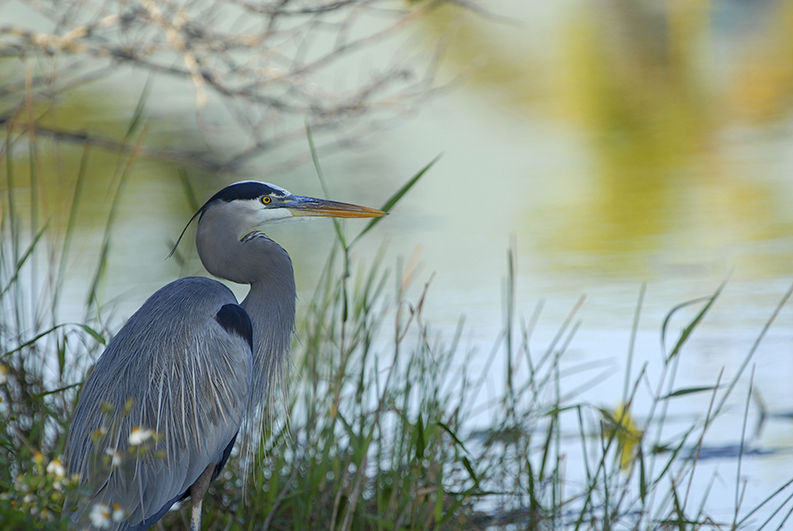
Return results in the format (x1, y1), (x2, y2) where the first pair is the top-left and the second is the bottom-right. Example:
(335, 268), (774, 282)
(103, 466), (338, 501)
(262, 196), (272, 204)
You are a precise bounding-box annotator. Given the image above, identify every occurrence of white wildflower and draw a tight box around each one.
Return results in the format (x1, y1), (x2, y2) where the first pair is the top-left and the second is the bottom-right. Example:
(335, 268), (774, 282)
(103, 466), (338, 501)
(112, 503), (125, 522)
(46, 458), (65, 478)
(104, 448), (122, 467)
(89, 502), (112, 529)
(14, 474), (28, 492)
(0, 364), (8, 385)
(128, 427), (153, 446)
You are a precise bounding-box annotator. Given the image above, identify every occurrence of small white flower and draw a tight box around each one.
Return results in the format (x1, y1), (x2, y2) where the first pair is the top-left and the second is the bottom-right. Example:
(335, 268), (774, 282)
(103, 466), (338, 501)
(46, 458), (65, 478)
(128, 427), (153, 446)
(0, 364), (8, 385)
(14, 474), (28, 492)
(104, 448), (122, 467)
(111, 502), (125, 522)
(89, 502), (112, 529)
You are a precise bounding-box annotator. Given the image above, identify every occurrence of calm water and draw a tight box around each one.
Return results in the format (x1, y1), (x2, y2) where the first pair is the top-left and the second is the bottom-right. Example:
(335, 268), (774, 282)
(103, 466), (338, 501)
(3, 0), (793, 525)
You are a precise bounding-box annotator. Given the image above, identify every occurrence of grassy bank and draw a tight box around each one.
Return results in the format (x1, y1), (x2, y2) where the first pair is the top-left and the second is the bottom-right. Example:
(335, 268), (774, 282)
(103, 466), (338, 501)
(2, 145), (793, 530)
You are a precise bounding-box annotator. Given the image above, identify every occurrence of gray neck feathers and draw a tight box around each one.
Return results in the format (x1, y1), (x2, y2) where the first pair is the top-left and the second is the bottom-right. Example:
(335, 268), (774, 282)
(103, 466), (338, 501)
(196, 202), (296, 450)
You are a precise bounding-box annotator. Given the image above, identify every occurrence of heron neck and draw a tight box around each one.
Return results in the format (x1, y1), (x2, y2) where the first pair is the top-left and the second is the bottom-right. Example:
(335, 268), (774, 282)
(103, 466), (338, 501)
(241, 261), (296, 416)
(243, 269), (297, 359)
(196, 207), (296, 393)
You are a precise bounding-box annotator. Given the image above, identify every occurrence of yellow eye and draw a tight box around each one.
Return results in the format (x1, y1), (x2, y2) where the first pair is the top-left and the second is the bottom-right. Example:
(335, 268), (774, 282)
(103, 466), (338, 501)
(262, 196), (272, 204)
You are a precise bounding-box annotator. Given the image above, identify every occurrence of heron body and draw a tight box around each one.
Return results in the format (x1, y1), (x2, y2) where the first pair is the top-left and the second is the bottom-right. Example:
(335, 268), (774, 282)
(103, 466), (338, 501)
(65, 181), (385, 530)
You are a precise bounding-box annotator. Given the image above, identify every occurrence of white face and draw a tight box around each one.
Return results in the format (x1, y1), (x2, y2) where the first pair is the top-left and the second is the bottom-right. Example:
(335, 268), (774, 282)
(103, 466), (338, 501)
(228, 181), (297, 225)
(236, 197), (295, 233)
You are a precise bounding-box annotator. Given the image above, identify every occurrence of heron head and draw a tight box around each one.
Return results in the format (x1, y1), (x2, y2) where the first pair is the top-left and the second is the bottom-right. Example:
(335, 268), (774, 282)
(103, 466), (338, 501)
(169, 181), (387, 257)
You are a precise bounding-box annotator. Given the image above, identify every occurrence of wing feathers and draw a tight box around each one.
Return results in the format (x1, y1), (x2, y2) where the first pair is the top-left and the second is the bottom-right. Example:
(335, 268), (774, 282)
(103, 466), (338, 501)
(65, 278), (254, 530)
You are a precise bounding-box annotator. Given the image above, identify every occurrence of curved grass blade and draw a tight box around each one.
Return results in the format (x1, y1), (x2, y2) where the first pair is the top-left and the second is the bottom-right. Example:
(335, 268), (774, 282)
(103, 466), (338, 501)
(0, 219), (48, 297)
(2, 323), (104, 358)
(352, 154), (441, 246)
(661, 279), (727, 363)
(661, 386), (720, 399)
(306, 123), (346, 249)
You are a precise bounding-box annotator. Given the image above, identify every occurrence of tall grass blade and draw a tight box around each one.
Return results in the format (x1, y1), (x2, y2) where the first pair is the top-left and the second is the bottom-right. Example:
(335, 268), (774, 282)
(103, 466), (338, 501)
(54, 142), (90, 309)
(305, 124), (346, 249)
(660, 386), (719, 399)
(733, 366), (755, 529)
(352, 154), (441, 245)
(124, 77), (153, 140)
(0, 220), (48, 297)
(661, 279), (726, 362)
(2, 322), (103, 358)
(623, 283), (645, 402)
(711, 281), (793, 419)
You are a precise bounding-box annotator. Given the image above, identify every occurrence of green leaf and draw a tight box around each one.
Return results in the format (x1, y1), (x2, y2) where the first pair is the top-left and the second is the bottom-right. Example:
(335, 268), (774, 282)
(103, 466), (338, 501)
(415, 413), (425, 460)
(3, 325), (62, 358)
(124, 76), (153, 140)
(639, 445), (647, 503)
(2, 323), (105, 358)
(461, 456), (479, 487)
(306, 123), (346, 248)
(437, 421), (470, 455)
(33, 382), (82, 400)
(1, 220), (49, 297)
(661, 386), (719, 399)
(661, 279), (726, 363)
(75, 323), (106, 345)
(352, 154), (441, 245)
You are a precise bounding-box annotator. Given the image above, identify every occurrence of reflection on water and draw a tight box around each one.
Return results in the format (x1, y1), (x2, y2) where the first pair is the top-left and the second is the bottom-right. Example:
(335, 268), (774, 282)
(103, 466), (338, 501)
(410, 0), (793, 279)
(3, 0), (793, 524)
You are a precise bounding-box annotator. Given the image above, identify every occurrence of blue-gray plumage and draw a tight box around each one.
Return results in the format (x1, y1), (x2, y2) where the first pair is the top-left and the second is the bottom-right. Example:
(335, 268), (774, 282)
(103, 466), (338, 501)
(65, 181), (386, 530)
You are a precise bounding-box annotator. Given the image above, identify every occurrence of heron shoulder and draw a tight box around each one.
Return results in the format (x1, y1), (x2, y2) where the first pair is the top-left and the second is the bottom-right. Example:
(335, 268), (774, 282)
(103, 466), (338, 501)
(147, 276), (238, 309)
(110, 277), (240, 335)
(215, 304), (253, 352)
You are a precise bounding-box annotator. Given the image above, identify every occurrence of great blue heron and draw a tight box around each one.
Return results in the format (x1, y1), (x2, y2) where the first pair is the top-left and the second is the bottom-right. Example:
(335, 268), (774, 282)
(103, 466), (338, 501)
(65, 181), (386, 530)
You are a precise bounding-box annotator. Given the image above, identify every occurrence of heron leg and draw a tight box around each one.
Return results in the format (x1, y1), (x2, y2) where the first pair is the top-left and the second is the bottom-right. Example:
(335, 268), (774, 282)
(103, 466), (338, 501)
(190, 463), (215, 531)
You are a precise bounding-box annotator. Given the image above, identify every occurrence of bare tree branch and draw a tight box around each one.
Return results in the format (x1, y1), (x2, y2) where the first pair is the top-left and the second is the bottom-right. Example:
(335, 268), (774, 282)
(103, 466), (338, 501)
(0, 0), (476, 172)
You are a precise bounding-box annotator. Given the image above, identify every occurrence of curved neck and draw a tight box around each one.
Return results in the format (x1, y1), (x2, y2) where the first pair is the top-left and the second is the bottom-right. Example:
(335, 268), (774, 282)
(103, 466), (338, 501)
(196, 202), (291, 285)
(195, 202), (296, 412)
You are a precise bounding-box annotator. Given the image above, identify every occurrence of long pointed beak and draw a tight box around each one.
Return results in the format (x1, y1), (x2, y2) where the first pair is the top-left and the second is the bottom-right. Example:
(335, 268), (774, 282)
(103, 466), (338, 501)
(287, 196), (387, 218)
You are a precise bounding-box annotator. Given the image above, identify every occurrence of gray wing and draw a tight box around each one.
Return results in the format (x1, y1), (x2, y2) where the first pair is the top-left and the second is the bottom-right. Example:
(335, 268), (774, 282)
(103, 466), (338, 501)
(65, 277), (253, 530)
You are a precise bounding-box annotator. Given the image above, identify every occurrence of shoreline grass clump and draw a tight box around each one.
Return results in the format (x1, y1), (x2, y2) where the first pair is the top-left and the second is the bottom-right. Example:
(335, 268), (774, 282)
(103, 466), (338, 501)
(0, 137), (116, 529)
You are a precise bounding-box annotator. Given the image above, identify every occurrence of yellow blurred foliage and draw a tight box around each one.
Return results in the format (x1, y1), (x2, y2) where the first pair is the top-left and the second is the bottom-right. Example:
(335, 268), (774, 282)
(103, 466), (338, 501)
(607, 403), (643, 471)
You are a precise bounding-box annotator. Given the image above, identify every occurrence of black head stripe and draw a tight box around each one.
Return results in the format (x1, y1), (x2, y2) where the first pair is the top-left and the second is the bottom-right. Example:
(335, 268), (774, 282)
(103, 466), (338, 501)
(206, 181), (287, 205)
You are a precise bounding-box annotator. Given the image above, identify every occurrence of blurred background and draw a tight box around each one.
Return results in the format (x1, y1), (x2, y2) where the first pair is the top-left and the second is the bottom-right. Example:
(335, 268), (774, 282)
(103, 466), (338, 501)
(2, 0), (793, 523)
